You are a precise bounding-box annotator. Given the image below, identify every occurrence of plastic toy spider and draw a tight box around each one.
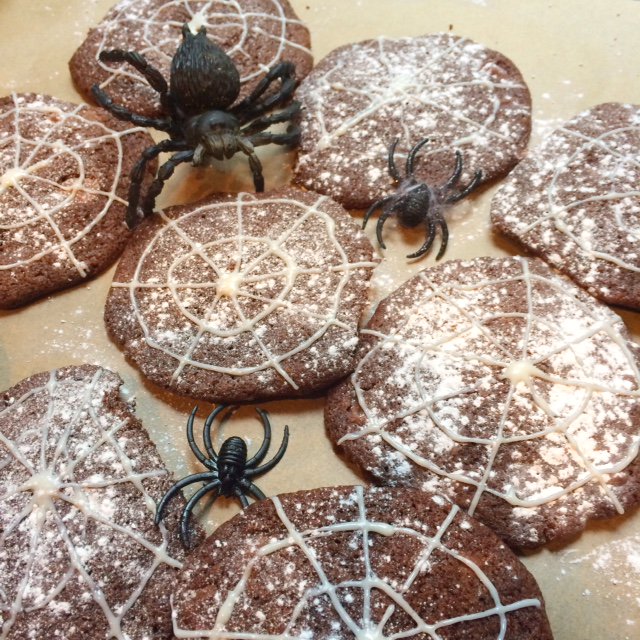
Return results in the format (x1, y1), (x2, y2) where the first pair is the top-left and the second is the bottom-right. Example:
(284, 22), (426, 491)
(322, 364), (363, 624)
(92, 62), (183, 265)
(92, 24), (301, 228)
(363, 138), (483, 260)
(155, 405), (289, 547)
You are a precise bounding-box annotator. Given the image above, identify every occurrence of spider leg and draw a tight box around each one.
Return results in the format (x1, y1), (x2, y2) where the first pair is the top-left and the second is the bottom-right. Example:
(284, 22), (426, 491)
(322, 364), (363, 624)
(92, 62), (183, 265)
(375, 208), (394, 250)
(154, 471), (218, 525)
(247, 126), (301, 149)
(446, 169), (484, 204)
(98, 50), (168, 95)
(362, 196), (393, 230)
(387, 138), (402, 182)
(443, 150), (464, 190)
(204, 405), (231, 462)
(241, 101), (300, 136)
(91, 85), (173, 132)
(406, 137), (431, 177)
(239, 478), (267, 501)
(233, 487), (250, 509)
(180, 481), (221, 547)
(185, 406), (216, 470)
(232, 61), (297, 120)
(140, 149), (194, 215)
(126, 139), (190, 228)
(406, 213), (437, 260)
(245, 408), (273, 467)
(434, 213), (450, 261)
(237, 138), (265, 192)
(245, 425), (289, 478)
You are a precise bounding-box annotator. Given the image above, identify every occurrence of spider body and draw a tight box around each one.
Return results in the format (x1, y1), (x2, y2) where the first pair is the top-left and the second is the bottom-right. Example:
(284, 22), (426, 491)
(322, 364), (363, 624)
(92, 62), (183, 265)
(155, 405), (289, 547)
(91, 24), (301, 228)
(363, 138), (483, 260)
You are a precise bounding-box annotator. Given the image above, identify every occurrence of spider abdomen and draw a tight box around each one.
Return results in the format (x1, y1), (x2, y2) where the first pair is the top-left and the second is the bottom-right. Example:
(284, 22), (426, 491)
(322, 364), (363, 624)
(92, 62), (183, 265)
(396, 183), (434, 228)
(218, 436), (249, 487)
(171, 25), (240, 114)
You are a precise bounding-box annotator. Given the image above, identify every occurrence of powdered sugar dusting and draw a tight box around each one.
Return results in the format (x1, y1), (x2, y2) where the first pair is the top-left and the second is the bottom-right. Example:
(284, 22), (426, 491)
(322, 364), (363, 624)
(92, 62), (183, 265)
(335, 256), (640, 548)
(295, 33), (531, 206)
(0, 365), (183, 639)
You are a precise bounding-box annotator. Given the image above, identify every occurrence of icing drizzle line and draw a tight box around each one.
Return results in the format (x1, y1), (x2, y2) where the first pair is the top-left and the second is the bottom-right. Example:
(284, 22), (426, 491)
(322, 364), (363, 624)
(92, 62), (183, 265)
(172, 486), (541, 639)
(112, 193), (377, 389)
(0, 367), (181, 639)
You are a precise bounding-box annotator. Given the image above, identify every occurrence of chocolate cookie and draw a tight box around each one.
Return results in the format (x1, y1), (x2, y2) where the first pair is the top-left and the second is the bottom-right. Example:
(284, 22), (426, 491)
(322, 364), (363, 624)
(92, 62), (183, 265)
(294, 33), (532, 209)
(491, 102), (640, 310)
(0, 365), (192, 639)
(326, 256), (640, 549)
(0, 93), (155, 309)
(104, 188), (377, 403)
(172, 485), (553, 639)
(70, 0), (313, 118)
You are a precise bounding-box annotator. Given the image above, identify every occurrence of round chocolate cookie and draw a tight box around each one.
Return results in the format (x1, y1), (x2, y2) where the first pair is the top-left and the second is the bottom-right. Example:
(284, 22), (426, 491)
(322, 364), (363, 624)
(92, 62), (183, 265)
(0, 93), (155, 309)
(172, 485), (553, 639)
(69, 0), (313, 118)
(0, 365), (193, 640)
(491, 102), (640, 310)
(104, 188), (377, 403)
(326, 256), (640, 550)
(294, 33), (532, 209)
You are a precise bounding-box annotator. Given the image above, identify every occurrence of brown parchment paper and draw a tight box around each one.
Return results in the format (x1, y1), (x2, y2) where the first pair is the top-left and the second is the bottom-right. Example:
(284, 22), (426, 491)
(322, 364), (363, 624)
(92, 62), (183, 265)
(1, 1), (639, 638)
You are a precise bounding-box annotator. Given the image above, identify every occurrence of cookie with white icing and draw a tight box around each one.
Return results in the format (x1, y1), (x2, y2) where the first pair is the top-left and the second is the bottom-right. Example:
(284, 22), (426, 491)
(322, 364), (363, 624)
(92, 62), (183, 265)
(172, 485), (553, 639)
(491, 102), (640, 310)
(0, 93), (155, 309)
(294, 33), (532, 209)
(70, 0), (313, 118)
(326, 256), (640, 549)
(0, 365), (194, 639)
(104, 187), (377, 403)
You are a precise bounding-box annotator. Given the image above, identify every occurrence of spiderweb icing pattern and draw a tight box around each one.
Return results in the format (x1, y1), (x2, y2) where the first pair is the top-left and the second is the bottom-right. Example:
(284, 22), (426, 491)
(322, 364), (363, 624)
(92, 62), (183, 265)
(335, 257), (640, 545)
(491, 103), (640, 306)
(0, 93), (140, 278)
(172, 486), (543, 639)
(87, 0), (311, 109)
(294, 34), (531, 205)
(110, 192), (377, 394)
(0, 366), (182, 639)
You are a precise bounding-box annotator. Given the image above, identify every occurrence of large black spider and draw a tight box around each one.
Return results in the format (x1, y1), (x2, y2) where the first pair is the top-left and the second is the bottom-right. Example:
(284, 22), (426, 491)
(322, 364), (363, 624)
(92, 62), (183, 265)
(155, 405), (289, 547)
(363, 138), (483, 260)
(91, 24), (301, 228)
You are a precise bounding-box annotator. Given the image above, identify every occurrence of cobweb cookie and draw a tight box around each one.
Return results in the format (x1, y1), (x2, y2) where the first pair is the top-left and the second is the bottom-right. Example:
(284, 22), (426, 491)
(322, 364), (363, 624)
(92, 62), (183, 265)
(491, 102), (640, 310)
(69, 0), (313, 118)
(0, 365), (192, 639)
(326, 256), (640, 549)
(0, 93), (155, 309)
(172, 485), (553, 639)
(294, 33), (532, 209)
(105, 188), (377, 403)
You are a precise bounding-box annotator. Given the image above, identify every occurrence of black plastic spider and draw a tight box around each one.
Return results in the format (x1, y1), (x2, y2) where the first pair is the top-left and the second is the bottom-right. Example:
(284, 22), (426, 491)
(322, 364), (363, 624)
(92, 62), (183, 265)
(155, 405), (289, 547)
(363, 138), (483, 260)
(91, 24), (301, 228)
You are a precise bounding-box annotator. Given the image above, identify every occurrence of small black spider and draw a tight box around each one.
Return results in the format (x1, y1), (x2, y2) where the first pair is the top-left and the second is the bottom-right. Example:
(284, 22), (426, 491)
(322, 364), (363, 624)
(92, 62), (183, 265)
(91, 24), (301, 228)
(155, 405), (289, 547)
(363, 138), (483, 260)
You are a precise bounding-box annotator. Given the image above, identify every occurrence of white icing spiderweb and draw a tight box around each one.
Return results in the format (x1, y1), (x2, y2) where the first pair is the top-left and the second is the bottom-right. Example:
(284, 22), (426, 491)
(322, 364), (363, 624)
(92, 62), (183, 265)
(492, 104), (640, 290)
(337, 257), (640, 538)
(295, 34), (531, 203)
(172, 486), (542, 639)
(0, 367), (181, 640)
(0, 94), (136, 278)
(94, 0), (311, 94)
(111, 192), (376, 391)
